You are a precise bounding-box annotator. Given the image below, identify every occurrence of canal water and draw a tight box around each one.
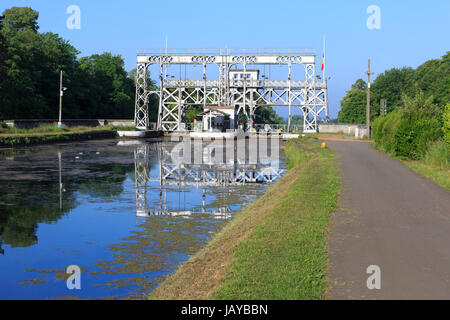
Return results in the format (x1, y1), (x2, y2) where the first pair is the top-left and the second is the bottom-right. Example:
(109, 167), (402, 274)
(0, 138), (285, 299)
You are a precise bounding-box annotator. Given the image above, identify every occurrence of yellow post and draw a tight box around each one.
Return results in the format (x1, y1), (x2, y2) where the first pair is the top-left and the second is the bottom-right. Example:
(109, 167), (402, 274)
(321, 142), (327, 149)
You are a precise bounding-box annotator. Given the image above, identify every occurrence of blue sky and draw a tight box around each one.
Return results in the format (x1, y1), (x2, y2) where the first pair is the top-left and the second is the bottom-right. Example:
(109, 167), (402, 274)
(2, 0), (449, 118)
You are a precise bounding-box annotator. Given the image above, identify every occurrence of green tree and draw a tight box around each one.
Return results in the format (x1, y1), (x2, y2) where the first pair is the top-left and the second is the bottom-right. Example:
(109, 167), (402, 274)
(371, 67), (416, 114)
(1, 7), (79, 119)
(352, 78), (367, 90)
(414, 52), (450, 108)
(1, 6), (39, 34)
(0, 14), (9, 120)
(185, 105), (202, 123)
(0, 7), (138, 120)
(338, 79), (370, 123)
(68, 52), (135, 119)
(254, 106), (284, 124)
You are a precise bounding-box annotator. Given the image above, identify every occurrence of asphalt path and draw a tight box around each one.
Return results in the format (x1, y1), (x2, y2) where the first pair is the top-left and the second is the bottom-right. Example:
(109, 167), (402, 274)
(326, 141), (450, 299)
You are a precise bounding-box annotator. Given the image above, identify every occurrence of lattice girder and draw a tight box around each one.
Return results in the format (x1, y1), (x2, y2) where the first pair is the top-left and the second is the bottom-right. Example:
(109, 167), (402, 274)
(134, 49), (328, 132)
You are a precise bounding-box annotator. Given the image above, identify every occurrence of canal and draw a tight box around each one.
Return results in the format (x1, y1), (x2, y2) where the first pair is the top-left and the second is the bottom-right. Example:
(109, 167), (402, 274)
(0, 138), (285, 299)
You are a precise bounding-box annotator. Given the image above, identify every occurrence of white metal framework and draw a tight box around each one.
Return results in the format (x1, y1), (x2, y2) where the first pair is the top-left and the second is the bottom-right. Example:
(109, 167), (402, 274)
(134, 141), (284, 217)
(135, 48), (328, 133)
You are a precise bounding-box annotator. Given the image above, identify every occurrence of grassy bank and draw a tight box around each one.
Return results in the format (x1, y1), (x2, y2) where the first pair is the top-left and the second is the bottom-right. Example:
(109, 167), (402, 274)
(402, 160), (450, 190)
(372, 136), (449, 191)
(0, 124), (137, 147)
(371, 145), (450, 191)
(150, 137), (340, 300)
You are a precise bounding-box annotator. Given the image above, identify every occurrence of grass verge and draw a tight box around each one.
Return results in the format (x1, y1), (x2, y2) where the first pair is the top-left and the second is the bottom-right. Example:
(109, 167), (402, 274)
(150, 137), (340, 300)
(402, 160), (450, 190)
(0, 124), (137, 135)
(0, 124), (139, 147)
(373, 139), (450, 191)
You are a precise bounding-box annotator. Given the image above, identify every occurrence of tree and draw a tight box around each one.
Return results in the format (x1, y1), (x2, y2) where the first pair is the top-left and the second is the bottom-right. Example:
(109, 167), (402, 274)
(75, 53), (135, 118)
(0, 14), (9, 120)
(0, 6), (138, 120)
(0, 7), (79, 119)
(414, 52), (450, 109)
(1, 6), (39, 34)
(371, 67), (416, 114)
(289, 114), (304, 125)
(338, 79), (370, 123)
(352, 78), (367, 90)
(254, 106), (284, 124)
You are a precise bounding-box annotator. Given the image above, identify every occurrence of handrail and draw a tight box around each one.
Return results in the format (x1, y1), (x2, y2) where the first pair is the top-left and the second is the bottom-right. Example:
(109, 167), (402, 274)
(163, 79), (326, 88)
(137, 48), (316, 56)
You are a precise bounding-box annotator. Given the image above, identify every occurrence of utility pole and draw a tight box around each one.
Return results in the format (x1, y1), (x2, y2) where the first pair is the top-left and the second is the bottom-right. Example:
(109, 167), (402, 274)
(366, 59), (374, 135)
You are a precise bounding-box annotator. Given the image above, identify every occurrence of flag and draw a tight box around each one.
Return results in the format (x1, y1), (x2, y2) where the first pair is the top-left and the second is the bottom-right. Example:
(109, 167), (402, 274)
(321, 55), (325, 71)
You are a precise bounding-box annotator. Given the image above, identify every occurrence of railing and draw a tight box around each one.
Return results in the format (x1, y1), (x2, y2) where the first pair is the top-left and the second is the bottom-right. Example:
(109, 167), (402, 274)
(176, 122), (203, 132)
(254, 124), (303, 133)
(163, 79), (326, 88)
(171, 123), (302, 133)
(137, 48), (316, 56)
(146, 121), (303, 133)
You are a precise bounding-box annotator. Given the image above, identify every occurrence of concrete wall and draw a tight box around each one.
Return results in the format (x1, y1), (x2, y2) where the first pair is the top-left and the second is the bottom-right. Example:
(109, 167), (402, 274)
(318, 123), (370, 138)
(4, 119), (134, 128)
(102, 119), (134, 127)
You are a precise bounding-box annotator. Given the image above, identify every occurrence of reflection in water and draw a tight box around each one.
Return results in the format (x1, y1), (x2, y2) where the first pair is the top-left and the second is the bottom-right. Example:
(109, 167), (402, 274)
(90, 140), (285, 298)
(134, 140), (284, 219)
(0, 139), (284, 299)
(58, 151), (63, 210)
(91, 214), (227, 299)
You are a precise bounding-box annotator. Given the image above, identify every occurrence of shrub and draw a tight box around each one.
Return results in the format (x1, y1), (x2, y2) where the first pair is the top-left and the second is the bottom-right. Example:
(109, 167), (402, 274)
(372, 109), (402, 154)
(393, 108), (442, 159)
(444, 102), (450, 151)
(372, 89), (444, 159)
(372, 108), (442, 159)
(423, 140), (449, 168)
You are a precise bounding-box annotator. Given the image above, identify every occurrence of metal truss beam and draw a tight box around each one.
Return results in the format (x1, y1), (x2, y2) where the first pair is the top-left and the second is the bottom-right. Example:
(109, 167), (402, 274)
(134, 49), (328, 132)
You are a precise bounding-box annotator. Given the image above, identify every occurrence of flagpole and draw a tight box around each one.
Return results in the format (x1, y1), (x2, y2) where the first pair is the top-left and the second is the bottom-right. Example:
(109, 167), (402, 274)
(323, 36), (326, 81)
(165, 35), (168, 80)
(323, 36), (329, 120)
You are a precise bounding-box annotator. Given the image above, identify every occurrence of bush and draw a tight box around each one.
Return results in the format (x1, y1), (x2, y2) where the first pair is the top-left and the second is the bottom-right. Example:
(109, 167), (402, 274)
(0, 121), (11, 133)
(372, 109), (402, 154)
(423, 140), (449, 168)
(394, 108), (442, 159)
(372, 108), (442, 159)
(444, 102), (450, 151)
